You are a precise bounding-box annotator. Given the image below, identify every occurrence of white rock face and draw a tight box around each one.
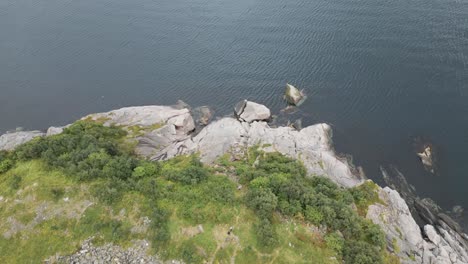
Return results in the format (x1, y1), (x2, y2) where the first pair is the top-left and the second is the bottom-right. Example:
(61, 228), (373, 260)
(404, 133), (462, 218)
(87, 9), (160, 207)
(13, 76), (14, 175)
(234, 100), (271, 123)
(153, 116), (364, 187)
(0, 131), (45, 151)
(367, 187), (424, 262)
(83, 105), (195, 130)
(425, 225), (441, 245)
(367, 187), (468, 264)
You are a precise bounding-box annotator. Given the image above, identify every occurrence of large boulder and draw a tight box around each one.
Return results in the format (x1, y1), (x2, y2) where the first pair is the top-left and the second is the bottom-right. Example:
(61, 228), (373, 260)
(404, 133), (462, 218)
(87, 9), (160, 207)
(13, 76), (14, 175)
(284, 83), (306, 106)
(234, 100), (271, 123)
(0, 131), (45, 151)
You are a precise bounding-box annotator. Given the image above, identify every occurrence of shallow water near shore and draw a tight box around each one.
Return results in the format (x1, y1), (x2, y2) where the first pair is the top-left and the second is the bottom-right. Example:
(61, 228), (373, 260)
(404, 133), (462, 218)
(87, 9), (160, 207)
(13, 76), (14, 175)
(1, 0), (468, 227)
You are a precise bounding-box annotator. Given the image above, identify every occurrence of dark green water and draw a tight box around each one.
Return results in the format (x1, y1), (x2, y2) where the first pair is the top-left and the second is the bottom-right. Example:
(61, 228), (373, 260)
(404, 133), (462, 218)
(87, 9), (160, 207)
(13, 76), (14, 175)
(1, 0), (468, 226)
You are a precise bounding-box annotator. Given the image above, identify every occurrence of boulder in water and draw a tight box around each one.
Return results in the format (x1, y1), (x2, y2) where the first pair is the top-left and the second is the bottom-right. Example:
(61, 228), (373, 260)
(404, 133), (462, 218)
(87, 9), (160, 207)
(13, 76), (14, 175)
(284, 83), (306, 106)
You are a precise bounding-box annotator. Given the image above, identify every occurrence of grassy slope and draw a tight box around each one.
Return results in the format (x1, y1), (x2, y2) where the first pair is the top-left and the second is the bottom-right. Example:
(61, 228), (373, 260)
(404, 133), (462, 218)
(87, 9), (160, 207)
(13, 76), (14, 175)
(0, 160), (338, 264)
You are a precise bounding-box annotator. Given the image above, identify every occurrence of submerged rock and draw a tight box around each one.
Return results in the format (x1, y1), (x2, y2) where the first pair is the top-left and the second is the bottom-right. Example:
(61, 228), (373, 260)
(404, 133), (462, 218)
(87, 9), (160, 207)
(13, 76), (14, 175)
(417, 146), (434, 173)
(284, 83), (306, 106)
(413, 137), (437, 174)
(292, 119), (303, 130)
(234, 100), (271, 123)
(192, 106), (213, 127)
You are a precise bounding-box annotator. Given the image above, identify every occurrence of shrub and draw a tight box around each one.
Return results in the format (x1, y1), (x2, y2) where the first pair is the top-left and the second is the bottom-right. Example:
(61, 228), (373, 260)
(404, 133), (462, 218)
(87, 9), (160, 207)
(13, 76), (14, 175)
(246, 188), (278, 219)
(204, 177), (236, 204)
(166, 156), (209, 185)
(180, 240), (203, 264)
(305, 206), (324, 225)
(132, 161), (160, 179)
(226, 149), (388, 262)
(0, 159), (14, 174)
(10, 174), (22, 190)
(255, 218), (278, 247)
(12, 121), (132, 182)
(93, 179), (130, 205)
(51, 188), (65, 201)
(350, 181), (381, 214)
(325, 232), (345, 256)
(14, 137), (48, 160)
(150, 207), (171, 248)
(249, 176), (270, 189)
(255, 152), (306, 177)
(343, 240), (383, 264)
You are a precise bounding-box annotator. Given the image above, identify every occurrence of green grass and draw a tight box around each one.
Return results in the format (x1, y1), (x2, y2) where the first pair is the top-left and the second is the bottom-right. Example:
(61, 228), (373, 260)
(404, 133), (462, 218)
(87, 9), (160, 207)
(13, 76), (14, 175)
(350, 180), (384, 216)
(0, 161), (140, 263)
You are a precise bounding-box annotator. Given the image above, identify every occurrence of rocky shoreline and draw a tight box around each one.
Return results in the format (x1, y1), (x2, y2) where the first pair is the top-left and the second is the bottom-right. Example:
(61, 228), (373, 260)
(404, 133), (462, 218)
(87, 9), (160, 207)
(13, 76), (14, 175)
(1, 100), (467, 264)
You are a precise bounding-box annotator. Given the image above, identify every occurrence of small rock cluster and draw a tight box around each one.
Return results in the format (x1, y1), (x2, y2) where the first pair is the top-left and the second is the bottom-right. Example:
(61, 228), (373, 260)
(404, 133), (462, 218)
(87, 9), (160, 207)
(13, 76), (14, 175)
(47, 239), (167, 264)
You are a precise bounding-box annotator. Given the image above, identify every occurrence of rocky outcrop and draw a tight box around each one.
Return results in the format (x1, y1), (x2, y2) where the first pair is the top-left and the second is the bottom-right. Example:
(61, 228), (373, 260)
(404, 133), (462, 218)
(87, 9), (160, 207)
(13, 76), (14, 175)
(234, 100), (271, 123)
(0, 131), (45, 151)
(83, 105), (196, 158)
(1, 101), (466, 264)
(367, 187), (468, 264)
(151, 104), (364, 187)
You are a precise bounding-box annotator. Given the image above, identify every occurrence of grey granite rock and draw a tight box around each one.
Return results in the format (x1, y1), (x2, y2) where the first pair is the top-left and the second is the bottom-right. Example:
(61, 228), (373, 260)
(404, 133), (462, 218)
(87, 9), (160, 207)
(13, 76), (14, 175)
(0, 131), (45, 151)
(367, 186), (468, 264)
(151, 115), (364, 187)
(83, 105), (195, 158)
(46, 125), (71, 136)
(234, 100), (271, 123)
(192, 106), (213, 127)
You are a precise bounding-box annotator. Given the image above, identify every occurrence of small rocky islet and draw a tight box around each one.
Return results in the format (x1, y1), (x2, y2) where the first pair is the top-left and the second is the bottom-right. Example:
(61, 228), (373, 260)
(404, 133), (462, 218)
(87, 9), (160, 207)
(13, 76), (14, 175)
(0, 85), (467, 264)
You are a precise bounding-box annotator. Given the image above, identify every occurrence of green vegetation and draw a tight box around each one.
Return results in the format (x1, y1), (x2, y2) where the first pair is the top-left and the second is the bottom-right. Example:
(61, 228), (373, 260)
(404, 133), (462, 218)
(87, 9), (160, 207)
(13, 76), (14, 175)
(350, 180), (383, 216)
(0, 121), (397, 263)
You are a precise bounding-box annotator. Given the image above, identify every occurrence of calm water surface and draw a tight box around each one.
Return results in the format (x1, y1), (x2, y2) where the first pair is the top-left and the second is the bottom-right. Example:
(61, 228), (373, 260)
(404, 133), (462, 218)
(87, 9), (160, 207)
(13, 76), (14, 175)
(1, 0), (468, 226)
